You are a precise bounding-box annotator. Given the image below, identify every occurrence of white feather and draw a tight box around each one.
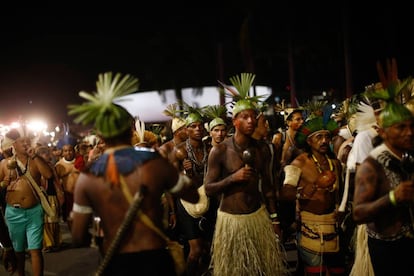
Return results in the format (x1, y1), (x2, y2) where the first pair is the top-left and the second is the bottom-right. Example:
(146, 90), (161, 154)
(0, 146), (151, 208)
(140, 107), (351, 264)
(355, 102), (377, 132)
(135, 119), (145, 143)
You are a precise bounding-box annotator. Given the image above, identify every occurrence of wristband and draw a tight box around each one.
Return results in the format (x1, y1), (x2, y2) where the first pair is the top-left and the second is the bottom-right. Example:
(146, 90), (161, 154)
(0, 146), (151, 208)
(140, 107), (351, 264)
(389, 190), (397, 206)
(271, 221), (280, 225)
(269, 213), (278, 219)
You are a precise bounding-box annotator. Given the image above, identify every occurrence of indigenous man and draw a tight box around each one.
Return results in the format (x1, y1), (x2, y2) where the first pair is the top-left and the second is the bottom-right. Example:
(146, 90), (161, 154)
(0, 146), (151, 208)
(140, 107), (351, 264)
(55, 136), (80, 231)
(352, 77), (414, 276)
(36, 146), (64, 252)
(1, 128), (53, 276)
(69, 72), (199, 275)
(158, 112), (187, 237)
(205, 73), (288, 276)
(280, 114), (346, 276)
(203, 104), (228, 147)
(171, 110), (211, 276)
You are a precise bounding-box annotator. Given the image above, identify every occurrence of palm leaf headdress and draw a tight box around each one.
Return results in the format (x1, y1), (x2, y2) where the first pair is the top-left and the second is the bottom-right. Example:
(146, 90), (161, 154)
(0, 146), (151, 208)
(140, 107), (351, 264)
(162, 102), (185, 119)
(163, 102), (187, 133)
(203, 105), (228, 131)
(180, 100), (204, 126)
(218, 72), (263, 117)
(68, 72), (139, 138)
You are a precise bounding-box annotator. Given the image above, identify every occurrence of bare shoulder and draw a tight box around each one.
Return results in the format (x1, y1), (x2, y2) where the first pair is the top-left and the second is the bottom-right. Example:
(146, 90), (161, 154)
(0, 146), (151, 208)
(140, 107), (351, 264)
(290, 152), (308, 168)
(158, 140), (173, 157)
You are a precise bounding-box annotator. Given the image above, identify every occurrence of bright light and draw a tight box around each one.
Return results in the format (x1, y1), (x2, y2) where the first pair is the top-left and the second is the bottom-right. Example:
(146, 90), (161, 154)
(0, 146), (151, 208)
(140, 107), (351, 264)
(10, 122), (21, 129)
(27, 120), (48, 137)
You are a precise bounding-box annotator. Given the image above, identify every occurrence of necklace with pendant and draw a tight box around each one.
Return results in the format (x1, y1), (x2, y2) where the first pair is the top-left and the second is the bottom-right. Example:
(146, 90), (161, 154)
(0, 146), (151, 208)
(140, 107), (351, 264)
(311, 154), (333, 173)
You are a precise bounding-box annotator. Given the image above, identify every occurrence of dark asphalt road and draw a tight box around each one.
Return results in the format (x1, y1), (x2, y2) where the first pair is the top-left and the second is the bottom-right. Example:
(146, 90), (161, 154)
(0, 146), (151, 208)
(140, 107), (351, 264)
(2, 222), (298, 276)
(22, 222), (101, 276)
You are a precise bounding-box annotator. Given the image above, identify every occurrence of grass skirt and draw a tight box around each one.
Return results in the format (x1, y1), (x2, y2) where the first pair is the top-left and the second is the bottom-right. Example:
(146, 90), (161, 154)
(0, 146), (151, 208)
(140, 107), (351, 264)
(349, 224), (374, 276)
(210, 205), (289, 276)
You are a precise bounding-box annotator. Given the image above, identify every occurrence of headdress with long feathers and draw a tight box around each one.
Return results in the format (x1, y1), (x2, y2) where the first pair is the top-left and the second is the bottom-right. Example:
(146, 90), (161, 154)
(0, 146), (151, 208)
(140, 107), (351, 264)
(363, 58), (414, 128)
(296, 103), (339, 147)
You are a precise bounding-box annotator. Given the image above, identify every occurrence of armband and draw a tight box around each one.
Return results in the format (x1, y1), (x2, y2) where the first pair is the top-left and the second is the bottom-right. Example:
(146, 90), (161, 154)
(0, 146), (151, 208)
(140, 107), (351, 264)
(2, 247), (13, 252)
(72, 203), (93, 214)
(283, 165), (302, 187)
(169, 174), (191, 194)
(389, 190), (397, 206)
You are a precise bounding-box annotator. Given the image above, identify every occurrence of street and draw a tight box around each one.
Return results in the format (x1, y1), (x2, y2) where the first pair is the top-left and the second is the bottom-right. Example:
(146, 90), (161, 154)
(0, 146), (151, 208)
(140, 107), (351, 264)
(1, 222), (298, 276)
(12, 222), (100, 276)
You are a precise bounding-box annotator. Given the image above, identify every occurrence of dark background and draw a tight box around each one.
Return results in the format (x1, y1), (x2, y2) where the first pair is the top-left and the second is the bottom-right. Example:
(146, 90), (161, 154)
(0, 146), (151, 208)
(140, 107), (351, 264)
(0, 2), (411, 125)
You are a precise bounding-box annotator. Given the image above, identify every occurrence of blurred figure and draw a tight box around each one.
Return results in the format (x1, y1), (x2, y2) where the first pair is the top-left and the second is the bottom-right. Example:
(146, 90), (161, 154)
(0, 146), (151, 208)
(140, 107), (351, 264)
(55, 139), (80, 232)
(36, 146), (64, 252)
(352, 75), (414, 276)
(69, 72), (199, 275)
(1, 128), (53, 276)
(0, 211), (17, 274)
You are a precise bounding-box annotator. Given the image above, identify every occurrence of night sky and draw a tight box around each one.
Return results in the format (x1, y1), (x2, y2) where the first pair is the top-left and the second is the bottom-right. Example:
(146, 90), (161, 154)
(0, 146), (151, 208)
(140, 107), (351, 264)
(0, 2), (411, 126)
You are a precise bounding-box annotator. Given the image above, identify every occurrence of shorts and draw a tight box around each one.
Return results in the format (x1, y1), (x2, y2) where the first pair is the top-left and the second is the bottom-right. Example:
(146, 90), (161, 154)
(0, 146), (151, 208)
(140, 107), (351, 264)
(297, 231), (345, 269)
(5, 203), (44, 252)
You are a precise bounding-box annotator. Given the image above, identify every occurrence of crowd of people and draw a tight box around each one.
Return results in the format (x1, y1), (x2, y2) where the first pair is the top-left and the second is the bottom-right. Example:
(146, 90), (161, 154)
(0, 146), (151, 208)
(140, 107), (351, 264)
(0, 67), (413, 276)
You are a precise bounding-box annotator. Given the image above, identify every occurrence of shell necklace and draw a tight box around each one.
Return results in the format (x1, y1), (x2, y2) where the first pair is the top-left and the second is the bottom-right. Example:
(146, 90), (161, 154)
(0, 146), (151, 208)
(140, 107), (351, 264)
(311, 154), (333, 173)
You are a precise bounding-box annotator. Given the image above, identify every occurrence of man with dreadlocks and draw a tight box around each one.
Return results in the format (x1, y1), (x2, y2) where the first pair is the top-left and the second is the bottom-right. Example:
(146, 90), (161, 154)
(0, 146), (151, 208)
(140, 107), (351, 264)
(351, 69), (414, 276)
(280, 105), (346, 276)
(69, 72), (199, 275)
(204, 73), (288, 276)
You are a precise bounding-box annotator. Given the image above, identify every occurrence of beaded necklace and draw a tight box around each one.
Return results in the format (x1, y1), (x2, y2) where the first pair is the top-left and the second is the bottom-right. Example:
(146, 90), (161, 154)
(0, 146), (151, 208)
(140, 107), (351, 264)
(311, 154), (333, 173)
(185, 139), (207, 174)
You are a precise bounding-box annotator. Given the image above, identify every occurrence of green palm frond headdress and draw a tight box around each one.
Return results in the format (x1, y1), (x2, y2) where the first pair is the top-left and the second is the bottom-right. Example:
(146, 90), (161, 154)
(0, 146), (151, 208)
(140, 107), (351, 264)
(179, 100), (204, 127)
(203, 105), (228, 131)
(363, 58), (414, 128)
(163, 102), (187, 133)
(218, 72), (263, 117)
(68, 72), (139, 138)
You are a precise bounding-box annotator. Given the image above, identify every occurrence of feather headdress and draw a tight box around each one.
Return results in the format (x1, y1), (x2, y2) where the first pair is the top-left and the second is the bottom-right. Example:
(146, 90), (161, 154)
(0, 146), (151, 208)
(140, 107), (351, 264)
(131, 118), (159, 148)
(56, 123), (77, 149)
(363, 58), (414, 128)
(68, 72), (139, 138)
(354, 102), (377, 133)
(296, 101), (339, 147)
(218, 72), (263, 117)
